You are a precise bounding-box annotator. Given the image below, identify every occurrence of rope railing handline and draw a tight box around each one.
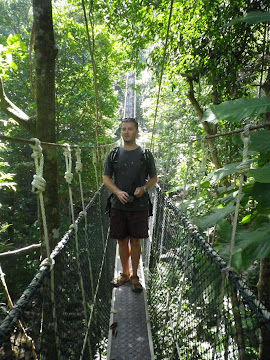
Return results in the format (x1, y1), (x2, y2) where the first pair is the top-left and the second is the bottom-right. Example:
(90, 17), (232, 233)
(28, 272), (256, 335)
(1, 122), (269, 155)
(150, 121), (270, 147)
(0, 133), (118, 149)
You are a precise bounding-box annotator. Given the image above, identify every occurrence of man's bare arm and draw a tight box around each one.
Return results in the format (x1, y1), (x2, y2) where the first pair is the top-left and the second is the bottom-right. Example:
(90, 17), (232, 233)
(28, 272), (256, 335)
(134, 175), (158, 198)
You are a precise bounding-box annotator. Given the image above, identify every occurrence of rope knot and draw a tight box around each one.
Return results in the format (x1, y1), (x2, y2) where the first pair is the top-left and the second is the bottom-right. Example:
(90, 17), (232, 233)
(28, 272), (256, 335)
(64, 171), (73, 184)
(30, 138), (43, 159)
(63, 147), (71, 158)
(63, 144), (73, 184)
(69, 223), (78, 233)
(75, 161), (83, 173)
(32, 174), (46, 194)
(75, 146), (83, 173)
(241, 124), (251, 139)
(237, 160), (250, 174)
(39, 257), (55, 270)
(79, 210), (87, 217)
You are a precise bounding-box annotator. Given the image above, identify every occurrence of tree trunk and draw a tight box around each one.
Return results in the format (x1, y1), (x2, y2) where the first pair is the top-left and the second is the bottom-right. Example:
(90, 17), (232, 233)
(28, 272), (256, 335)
(185, 75), (222, 170)
(33, 1), (59, 359)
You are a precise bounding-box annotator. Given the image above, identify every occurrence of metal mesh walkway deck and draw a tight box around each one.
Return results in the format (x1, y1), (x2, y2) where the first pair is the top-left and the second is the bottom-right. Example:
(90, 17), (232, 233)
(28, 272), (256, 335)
(107, 244), (154, 360)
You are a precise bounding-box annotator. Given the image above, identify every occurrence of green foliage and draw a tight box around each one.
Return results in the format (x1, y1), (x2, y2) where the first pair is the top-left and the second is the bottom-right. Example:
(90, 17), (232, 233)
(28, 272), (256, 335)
(0, 0), (269, 320)
(0, 33), (26, 76)
(248, 163), (270, 183)
(196, 203), (236, 230)
(202, 97), (270, 123)
(234, 223), (270, 270)
(227, 11), (270, 26)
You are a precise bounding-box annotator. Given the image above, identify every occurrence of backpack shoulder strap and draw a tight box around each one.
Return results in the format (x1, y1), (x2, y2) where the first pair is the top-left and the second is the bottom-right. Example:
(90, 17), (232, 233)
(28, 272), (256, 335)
(142, 148), (150, 166)
(110, 146), (120, 162)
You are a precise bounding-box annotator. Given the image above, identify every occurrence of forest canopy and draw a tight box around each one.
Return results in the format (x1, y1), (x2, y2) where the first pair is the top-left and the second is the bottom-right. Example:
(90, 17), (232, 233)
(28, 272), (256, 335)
(0, 0), (270, 348)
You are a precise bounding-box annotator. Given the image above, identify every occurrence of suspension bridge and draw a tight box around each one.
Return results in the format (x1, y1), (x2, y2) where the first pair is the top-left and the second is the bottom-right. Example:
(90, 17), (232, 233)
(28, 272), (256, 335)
(1, 182), (270, 359)
(0, 72), (270, 359)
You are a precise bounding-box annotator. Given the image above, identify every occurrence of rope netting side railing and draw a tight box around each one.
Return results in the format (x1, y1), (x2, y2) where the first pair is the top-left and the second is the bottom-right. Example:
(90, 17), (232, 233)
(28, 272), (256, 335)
(0, 185), (116, 360)
(143, 186), (270, 360)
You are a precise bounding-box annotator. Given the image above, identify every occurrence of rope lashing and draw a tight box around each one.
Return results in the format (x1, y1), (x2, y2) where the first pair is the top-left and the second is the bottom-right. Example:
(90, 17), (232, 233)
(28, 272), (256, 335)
(29, 138), (50, 258)
(92, 149), (100, 191)
(75, 147), (83, 174)
(236, 125), (251, 174)
(29, 138), (46, 194)
(39, 257), (55, 270)
(75, 146), (88, 228)
(69, 223), (78, 233)
(63, 144), (73, 185)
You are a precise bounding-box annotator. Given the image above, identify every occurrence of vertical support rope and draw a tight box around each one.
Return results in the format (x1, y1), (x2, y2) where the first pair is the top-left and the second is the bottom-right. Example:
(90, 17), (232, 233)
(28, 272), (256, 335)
(150, 0), (174, 151)
(29, 138), (60, 360)
(30, 138), (50, 258)
(63, 144), (92, 358)
(92, 148), (105, 249)
(75, 146), (95, 298)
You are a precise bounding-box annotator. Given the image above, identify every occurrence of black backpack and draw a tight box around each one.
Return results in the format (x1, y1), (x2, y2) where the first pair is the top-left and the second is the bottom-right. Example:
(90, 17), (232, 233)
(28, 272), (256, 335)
(105, 146), (153, 216)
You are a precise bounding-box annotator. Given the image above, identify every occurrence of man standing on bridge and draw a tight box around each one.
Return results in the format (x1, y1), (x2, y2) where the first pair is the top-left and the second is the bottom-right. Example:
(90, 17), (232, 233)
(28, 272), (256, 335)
(103, 118), (157, 292)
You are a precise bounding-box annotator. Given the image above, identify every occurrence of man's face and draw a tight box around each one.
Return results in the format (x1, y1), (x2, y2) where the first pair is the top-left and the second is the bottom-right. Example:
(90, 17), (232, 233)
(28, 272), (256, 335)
(121, 121), (138, 144)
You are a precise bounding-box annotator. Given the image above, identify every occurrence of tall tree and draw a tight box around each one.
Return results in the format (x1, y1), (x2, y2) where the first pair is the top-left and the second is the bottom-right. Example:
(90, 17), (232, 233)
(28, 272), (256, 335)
(0, 0), (59, 357)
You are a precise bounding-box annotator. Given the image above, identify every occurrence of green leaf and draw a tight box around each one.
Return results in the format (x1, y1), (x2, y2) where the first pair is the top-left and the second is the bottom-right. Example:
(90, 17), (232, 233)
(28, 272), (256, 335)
(10, 62), (18, 70)
(196, 203), (235, 229)
(249, 129), (270, 154)
(234, 223), (270, 269)
(202, 97), (270, 124)
(200, 180), (210, 189)
(250, 182), (270, 209)
(227, 11), (270, 26)
(241, 214), (252, 224)
(248, 163), (270, 183)
(19, 41), (27, 52)
(207, 162), (241, 182)
(216, 219), (231, 243)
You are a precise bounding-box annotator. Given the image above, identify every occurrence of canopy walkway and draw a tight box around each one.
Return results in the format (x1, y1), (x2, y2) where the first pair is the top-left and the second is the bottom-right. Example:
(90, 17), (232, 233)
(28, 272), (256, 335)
(0, 184), (270, 359)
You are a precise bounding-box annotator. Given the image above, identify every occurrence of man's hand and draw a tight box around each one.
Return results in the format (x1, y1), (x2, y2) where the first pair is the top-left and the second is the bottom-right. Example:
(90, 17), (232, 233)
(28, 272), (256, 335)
(116, 190), (129, 204)
(134, 186), (144, 198)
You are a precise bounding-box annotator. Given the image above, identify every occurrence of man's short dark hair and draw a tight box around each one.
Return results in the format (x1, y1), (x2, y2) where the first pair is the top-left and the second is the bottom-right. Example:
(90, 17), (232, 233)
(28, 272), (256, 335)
(121, 118), (138, 130)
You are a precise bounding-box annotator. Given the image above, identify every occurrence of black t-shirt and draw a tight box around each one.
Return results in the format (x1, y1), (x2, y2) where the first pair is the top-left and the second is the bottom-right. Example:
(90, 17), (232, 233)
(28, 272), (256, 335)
(103, 146), (156, 211)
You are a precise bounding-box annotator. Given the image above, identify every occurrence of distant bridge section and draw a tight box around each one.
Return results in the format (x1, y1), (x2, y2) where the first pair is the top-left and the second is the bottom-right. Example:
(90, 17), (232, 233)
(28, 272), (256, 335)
(123, 72), (136, 119)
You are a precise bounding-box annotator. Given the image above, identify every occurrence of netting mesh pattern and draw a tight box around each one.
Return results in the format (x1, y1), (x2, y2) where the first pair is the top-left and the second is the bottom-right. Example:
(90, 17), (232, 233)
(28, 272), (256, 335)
(0, 186), (116, 360)
(144, 188), (270, 360)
